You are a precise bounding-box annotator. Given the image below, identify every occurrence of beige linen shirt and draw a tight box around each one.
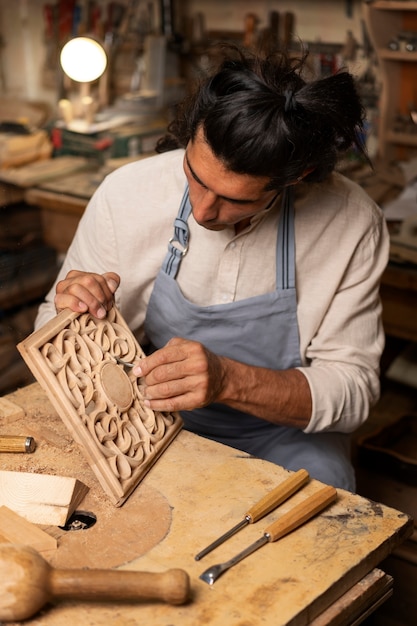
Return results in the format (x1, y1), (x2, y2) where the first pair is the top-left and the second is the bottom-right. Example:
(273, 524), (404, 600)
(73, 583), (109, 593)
(36, 149), (390, 434)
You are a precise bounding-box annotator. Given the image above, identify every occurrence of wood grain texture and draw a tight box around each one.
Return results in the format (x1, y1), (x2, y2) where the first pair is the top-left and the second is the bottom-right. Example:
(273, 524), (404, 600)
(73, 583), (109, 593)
(0, 506), (56, 553)
(17, 307), (182, 506)
(0, 471), (88, 526)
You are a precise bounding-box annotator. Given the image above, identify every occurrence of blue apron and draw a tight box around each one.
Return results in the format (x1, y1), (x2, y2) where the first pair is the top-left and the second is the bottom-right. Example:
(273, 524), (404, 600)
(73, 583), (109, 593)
(144, 187), (355, 490)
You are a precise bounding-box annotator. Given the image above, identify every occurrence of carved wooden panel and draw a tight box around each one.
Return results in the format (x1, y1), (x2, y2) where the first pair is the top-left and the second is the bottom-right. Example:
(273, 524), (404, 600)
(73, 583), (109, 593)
(17, 307), (182, 506)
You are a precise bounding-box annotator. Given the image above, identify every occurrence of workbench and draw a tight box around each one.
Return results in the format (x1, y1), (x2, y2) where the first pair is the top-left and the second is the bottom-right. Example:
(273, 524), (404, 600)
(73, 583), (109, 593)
(0, 383), (413, 626)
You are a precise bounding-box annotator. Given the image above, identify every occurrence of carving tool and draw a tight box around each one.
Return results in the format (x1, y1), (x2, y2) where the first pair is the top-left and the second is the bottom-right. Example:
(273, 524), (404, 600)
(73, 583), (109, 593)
(114, 356), (135, 368)
(0, 435), (36, 453)
(195, 468), (309, 561)
(199, 484), (337, 585)
(0, 544), (191, 622)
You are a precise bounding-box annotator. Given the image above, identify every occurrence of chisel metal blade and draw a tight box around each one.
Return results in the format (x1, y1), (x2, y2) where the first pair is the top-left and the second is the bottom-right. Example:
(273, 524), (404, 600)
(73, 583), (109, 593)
(195, 518), (249, 561)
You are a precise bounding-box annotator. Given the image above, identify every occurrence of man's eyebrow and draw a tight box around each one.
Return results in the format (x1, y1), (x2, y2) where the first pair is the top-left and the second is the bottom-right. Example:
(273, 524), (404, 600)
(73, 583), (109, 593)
(185, 150), (256, 205)
(185, 151), (207, 188)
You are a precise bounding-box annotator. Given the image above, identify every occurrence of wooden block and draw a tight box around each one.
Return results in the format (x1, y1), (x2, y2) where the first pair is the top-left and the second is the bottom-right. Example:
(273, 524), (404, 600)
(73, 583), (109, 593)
(0, 506), (56, 553)
(17, 306), (183, 506)
(0, 397), (25, 420)
(0, 471), (89, 526)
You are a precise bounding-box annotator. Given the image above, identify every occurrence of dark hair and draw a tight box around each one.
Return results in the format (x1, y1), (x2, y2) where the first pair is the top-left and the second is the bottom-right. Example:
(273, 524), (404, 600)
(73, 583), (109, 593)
(156, 44), (368, 190)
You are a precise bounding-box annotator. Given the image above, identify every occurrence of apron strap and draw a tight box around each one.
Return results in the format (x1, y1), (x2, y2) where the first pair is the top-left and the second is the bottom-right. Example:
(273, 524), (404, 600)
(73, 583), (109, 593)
(162, 187), (192, 278)
(276, 187), (296, 290)
(162, 184), (296, 290)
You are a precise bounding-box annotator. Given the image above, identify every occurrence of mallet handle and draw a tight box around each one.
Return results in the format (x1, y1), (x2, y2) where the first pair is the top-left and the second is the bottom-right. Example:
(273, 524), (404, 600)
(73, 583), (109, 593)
(50, 568), (190, 605)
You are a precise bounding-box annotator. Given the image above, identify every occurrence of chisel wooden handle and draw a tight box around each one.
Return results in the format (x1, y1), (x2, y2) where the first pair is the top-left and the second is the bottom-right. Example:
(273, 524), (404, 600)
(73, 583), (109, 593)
(265, 484), (337, 542)
(247, 468), (309, 522)
(0, 544), (190, 622)
(0, 436), (35, 453)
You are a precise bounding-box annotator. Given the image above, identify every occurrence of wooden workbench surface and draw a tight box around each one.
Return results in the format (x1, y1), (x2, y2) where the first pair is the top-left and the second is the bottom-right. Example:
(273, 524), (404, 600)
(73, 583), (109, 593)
(0, 383), (412, 626)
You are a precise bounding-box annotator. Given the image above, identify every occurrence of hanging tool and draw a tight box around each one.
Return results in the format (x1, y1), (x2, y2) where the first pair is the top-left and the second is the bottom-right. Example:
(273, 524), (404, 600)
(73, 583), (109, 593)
(346, 0), (353, 18)
(199, 484), (337, 585)
(0, 435), (36, 453)
(268, 10), (280, 50)
(243, 13), (259, 49)
(283, 12), (295, 50)
(195, 468), (309, 561)
(0, 544), (190, 622)
(258, 11), (280, 55)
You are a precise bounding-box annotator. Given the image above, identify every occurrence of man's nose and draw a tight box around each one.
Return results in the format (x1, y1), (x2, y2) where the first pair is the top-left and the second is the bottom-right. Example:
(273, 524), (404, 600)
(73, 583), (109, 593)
(192, 191), (219, 222)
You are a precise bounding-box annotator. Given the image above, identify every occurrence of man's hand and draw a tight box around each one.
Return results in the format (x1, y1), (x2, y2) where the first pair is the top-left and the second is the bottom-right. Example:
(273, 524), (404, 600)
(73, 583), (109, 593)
(54, 270), (120, 318)
(133, 337), (227, 413)
(134, 337), (312, 429)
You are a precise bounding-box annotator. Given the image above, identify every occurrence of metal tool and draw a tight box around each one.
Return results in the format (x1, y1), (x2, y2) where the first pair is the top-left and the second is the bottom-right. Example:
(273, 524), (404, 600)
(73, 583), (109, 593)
(0, 435), (36, 453)
(195, 468), (309, 561)
(0, 544), (190, 622)
(114, 356), (135, 368)
(199, 484), (337, 585)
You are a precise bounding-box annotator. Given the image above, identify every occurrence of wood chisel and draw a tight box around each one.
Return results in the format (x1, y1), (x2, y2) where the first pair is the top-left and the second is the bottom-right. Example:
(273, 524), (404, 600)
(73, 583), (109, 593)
(199, 484), (337, 585)
(194, 468), (309, 561)
(0, 436), (36, 453)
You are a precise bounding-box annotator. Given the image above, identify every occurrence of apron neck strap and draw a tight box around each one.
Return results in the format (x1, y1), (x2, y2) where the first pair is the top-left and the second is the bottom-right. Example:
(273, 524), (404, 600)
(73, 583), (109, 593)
(162, 184), (296, 290)
(162, 186), (192, 278)
(276, 187), (296, 290)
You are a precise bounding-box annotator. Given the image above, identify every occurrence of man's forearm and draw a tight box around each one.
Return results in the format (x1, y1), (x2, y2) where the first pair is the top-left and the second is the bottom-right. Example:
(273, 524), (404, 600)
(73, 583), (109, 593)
(218, 357), (312, 429)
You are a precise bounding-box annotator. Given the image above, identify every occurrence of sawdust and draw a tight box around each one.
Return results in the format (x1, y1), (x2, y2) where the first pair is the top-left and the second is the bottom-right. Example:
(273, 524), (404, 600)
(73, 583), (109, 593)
(0, 383), (172, 567)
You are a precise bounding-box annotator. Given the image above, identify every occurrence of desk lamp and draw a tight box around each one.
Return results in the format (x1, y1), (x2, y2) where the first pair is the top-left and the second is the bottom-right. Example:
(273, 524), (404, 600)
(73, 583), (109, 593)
(59, 36), (107, 128)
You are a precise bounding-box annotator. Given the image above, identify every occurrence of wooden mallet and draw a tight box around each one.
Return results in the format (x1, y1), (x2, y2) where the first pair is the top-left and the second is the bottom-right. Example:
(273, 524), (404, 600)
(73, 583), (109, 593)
(0, 543), (191, 622)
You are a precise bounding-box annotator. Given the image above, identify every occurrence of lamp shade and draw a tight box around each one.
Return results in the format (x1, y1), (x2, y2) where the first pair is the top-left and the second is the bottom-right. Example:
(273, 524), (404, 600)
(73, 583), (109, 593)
(60, 37), (107, 83)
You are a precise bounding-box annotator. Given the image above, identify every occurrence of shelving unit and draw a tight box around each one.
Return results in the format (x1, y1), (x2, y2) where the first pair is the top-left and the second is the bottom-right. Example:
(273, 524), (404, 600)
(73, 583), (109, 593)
(363, 1), (417, 161)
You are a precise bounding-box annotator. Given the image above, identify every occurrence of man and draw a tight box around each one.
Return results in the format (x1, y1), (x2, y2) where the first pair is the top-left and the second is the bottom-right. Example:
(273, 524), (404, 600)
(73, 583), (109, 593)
(36, 46), (389, 491)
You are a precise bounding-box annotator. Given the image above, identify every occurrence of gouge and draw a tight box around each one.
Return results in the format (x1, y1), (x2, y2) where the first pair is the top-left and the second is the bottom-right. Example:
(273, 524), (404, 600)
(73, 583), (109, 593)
(0, 544), (191, 622)
(199, 484), (337, 585)
(0, 435), (36, 453)
(194, 468), (309, 561)
(114, 356), (135, 368)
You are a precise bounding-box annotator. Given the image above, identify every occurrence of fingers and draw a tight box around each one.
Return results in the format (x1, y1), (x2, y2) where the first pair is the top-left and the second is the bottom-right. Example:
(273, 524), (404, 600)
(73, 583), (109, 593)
(133, 338), (225, 412)
(133, 338), (204, 381)
(140, 372), (206, 413)
(54, 270), (120, 318)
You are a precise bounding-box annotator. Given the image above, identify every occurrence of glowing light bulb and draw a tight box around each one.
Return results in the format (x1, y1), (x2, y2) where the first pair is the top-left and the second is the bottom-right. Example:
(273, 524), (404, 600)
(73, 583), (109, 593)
(60, 37), (107, 83)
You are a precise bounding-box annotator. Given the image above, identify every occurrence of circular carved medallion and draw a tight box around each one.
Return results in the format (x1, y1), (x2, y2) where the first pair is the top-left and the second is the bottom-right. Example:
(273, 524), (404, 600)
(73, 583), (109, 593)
(99, 362), (134, 412)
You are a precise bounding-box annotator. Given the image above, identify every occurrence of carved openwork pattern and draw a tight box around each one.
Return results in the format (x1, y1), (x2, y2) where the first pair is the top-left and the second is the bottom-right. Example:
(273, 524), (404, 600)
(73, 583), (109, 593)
(18, 306), (182, 505)
(39, 308), (178, 484)
(9, 307), (182, 506)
